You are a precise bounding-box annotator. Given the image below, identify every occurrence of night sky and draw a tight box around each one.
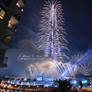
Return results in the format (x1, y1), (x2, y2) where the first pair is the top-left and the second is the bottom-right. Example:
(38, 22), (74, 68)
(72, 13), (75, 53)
(11, 0), (92, 55)
(1, 0), (92, 77)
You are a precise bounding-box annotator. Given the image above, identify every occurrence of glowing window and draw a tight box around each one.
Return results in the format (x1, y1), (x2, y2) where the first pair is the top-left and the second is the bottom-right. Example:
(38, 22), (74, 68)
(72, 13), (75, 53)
(0, 9), (5, 20)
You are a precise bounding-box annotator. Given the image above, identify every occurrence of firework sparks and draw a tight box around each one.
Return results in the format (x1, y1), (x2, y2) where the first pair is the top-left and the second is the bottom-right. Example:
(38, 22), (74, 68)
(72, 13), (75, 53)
(38, 0), (68, 62)
(61, 49), (92, 78)
(27, 59), (65, 79)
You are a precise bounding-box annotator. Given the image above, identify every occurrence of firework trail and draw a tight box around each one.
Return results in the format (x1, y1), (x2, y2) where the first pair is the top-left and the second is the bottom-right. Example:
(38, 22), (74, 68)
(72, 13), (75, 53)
(61, 48), (92, 78)
(28, 59), (60, 78)
(38, 0), (68, 62)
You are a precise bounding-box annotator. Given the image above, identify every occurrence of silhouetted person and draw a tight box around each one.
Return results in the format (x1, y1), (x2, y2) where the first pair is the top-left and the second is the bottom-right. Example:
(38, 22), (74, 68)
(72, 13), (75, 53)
(71, 86), (78, 92)
(79, 81), (83, 88)
(58, 80), (72, 92)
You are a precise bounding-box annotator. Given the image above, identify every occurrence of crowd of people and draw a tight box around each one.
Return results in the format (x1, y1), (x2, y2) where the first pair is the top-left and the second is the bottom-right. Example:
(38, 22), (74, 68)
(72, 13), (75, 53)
(0, 78), (91, 92)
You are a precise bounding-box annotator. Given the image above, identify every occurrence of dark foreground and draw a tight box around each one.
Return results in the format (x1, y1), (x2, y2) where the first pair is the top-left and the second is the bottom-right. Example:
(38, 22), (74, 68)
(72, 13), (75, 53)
(0, 87), (92, 92)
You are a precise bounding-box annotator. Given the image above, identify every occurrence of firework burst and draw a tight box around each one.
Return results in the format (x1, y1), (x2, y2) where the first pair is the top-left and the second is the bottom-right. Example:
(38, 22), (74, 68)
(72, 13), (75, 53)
(38, 0), (68, 62)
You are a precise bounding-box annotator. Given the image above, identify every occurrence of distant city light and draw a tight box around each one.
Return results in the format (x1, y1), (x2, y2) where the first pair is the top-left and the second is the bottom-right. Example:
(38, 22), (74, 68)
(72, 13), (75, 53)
(70, 80), (78, 86)
(82, 80), (88, 84)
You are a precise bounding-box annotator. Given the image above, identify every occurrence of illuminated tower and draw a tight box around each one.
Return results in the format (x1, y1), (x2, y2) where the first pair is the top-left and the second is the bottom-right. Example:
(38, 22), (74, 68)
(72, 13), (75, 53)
(38, 0), (68, 62)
